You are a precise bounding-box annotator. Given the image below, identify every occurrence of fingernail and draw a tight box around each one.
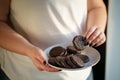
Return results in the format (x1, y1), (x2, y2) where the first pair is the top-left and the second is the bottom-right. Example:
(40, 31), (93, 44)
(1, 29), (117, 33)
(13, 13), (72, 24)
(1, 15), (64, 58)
(58, 69), (62, 71)
(94, 44), (98, 47)
(89, 44), (92, 47)
(83, 37), (86, 41)
(43, 61), (46, 65)
(85, 42), (89, 46)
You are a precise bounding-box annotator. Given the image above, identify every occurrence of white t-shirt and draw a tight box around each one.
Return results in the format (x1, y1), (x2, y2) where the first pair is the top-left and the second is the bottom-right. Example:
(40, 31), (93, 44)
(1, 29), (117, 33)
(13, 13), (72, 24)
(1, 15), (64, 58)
(0, 0), (92, 80)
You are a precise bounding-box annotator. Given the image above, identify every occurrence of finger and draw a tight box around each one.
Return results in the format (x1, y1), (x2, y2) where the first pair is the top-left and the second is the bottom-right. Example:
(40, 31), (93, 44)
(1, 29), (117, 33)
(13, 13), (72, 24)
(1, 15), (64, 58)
(35, 58), (58, 72)
(35, 57), (45, 64)
(95, 37), (106, 47)
(90, 32), (103, 46)
(33, 58), (45, 71)
(36, 49), (47, 64)
(85, 26), (97, 39)
(36, 56), (47, 65)
(44, 64), (59, 72)
(87, 28), (101, 44)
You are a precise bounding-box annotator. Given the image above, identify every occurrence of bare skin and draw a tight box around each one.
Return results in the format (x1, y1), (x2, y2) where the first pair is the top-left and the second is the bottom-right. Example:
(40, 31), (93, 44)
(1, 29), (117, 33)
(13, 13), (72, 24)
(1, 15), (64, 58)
(0, 0), (107, 72)
(86, 0), (107, 46)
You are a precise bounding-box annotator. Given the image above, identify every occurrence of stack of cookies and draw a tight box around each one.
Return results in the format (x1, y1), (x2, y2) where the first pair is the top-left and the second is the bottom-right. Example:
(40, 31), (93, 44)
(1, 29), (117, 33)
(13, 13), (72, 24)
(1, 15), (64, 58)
(48, 35), (89, 69)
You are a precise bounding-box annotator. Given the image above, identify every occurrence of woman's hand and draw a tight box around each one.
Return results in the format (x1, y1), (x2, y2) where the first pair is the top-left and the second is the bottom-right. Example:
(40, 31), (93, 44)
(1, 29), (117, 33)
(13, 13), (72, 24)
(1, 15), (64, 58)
(26, 46), (59, 72)
(85, 26), (106, 47)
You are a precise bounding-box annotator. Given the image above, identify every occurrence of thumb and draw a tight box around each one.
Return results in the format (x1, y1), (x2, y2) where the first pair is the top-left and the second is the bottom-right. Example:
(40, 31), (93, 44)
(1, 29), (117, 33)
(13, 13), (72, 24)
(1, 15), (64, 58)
(35, 47), (47, 64)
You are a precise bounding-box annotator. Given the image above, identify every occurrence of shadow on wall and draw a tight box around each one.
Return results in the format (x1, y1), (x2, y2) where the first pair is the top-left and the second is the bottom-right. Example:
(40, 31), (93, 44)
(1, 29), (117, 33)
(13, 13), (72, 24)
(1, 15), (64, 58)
(92, 0), (108, 80)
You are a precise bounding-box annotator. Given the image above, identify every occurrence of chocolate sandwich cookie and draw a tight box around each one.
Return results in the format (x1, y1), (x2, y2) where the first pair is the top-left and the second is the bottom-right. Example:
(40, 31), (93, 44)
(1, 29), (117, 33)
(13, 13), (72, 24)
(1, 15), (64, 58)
(63, 50), (68, 56)
(66, 46), (78, 54)
(76, 54), (89, 63)
(49, 57), (64, 67)
(48, 57), (59, 67)
(70, 54), (84, 68)
(72, 35), (88, 50)
(54, 57), (64, 67)
(65, 55), (78, 68)
(49, 46), (66, 57)
(56, 56), (71, 68)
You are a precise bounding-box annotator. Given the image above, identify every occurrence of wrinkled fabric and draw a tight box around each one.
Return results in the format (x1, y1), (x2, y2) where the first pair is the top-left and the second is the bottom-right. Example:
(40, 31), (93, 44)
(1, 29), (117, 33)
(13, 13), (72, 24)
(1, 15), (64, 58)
(0, 0), (92, 80)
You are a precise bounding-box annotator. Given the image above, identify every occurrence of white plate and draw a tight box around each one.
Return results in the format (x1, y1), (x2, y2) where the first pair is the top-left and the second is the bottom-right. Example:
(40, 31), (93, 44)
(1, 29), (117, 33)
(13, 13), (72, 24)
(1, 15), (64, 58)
(44, 44), (101, 71)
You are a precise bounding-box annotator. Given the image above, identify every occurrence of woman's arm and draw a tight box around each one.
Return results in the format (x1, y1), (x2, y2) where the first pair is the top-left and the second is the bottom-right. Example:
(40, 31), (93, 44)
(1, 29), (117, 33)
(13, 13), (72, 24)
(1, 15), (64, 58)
(0, 0), (32, 56)
(85, 0), (107, 46)
(0, 0), (58, 72)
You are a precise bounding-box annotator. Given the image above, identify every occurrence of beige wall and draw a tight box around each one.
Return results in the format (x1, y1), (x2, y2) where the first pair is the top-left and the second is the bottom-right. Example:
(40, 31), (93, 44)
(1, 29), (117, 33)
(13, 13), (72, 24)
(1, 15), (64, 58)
(105, 0), (120, 80)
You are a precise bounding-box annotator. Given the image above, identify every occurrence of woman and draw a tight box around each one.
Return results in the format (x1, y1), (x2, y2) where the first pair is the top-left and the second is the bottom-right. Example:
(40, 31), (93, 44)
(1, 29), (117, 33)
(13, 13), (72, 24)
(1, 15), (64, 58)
(0, 0), (107, 80)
